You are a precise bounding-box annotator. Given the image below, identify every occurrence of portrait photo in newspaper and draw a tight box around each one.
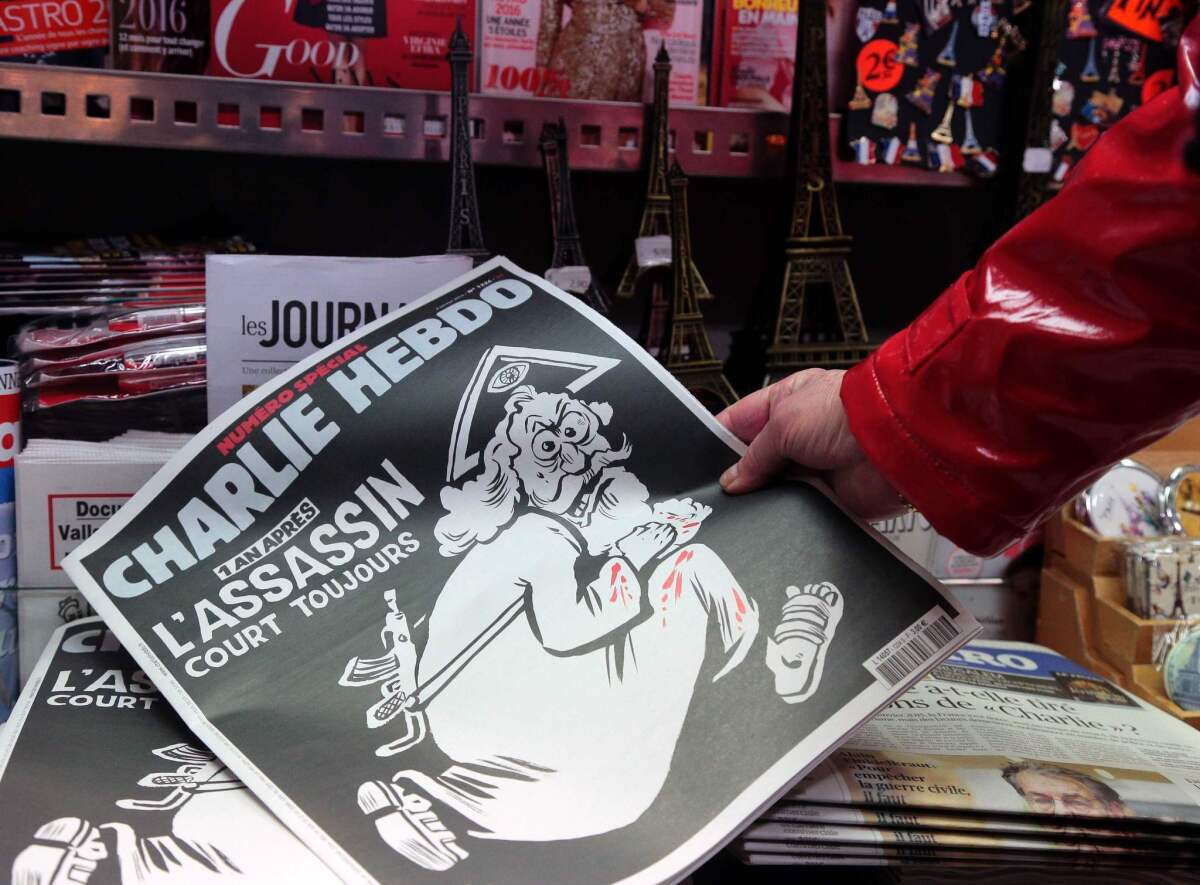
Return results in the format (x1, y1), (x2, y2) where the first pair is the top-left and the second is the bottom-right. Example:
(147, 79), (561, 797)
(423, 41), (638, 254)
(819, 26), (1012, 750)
(790, 641), (1200, 830)
(61, 259), (977, 884)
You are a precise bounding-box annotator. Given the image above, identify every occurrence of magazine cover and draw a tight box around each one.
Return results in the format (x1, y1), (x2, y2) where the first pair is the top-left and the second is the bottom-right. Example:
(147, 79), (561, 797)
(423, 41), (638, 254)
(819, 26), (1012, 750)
(790, 641), (1200, 826)
(709, 0), (860, 110)
(765, 801), (1199, 841)
(205, 255), (471, 419)
(110, 0), (209, 74)
(208, 0), (474, 88)
(738, 847), (1192, 867)
(480, 0), (705, 103)
(62, 258), (976, 884)
(0, 0), (108, 64)
(0, 618), (337, 881)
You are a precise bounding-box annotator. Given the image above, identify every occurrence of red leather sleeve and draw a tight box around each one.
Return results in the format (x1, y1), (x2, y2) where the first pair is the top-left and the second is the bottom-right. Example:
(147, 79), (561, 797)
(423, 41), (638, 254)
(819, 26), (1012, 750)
(841, 19), (1200, 556)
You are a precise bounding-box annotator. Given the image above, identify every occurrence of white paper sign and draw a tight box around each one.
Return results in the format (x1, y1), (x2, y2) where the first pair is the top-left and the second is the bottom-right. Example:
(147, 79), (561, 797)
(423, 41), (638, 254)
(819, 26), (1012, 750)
(205, 254), (471, 420)
(1022, 147), (1053, 174)
(635, 235), (672, 269)
(545, 265), (592, 294)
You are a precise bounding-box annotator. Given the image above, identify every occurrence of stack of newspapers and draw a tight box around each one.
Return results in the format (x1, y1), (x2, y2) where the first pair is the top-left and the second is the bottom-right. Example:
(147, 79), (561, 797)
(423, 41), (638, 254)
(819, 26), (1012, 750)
(735, 639), (1200, 872)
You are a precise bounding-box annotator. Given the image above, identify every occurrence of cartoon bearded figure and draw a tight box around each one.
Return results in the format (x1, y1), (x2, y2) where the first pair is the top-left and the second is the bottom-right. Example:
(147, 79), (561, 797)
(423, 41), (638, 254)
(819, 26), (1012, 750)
(350, 349), (761, 871)
(13, 744), (335, 884)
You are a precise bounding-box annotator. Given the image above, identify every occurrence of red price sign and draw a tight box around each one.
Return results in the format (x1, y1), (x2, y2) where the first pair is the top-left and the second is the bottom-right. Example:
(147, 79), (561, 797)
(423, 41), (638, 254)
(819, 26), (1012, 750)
(856, 39), (902, 93)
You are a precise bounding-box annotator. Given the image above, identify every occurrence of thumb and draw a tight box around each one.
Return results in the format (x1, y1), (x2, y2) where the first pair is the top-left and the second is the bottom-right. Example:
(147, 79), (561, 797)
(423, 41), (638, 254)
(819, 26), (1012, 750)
(720, 421), (788, 494)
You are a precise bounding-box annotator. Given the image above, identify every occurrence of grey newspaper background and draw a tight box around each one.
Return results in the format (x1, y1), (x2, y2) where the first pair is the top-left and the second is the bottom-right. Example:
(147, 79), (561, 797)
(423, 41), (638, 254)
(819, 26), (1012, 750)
(0, 618), (338, 882)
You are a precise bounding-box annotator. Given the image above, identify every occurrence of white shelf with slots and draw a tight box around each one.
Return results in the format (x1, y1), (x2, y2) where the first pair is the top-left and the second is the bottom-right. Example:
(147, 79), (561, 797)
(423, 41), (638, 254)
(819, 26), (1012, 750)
(0, 63), (972, 184)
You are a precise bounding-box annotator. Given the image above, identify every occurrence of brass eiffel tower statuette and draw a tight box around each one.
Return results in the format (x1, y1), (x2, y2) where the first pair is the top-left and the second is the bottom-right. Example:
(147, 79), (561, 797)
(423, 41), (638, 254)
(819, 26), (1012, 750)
(1015, 0), (1069, 220)
(538, 121), (562, 237)
(661, 160), (738, 411)
(445, 19), (489, 264)
(542, 118), (609, 313)
(764, 0), (874, 384)
(616, 46), (711, 302)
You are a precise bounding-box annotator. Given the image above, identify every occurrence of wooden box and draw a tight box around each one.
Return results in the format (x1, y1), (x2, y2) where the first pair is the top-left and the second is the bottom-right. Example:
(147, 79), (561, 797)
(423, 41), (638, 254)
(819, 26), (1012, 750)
(1128, 664), (1200, 732)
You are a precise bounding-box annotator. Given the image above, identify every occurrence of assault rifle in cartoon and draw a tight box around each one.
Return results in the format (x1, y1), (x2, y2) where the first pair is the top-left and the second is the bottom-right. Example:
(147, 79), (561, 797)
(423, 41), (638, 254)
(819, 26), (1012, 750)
(339, 588), (524, 756)
(116, 743), (244, 812)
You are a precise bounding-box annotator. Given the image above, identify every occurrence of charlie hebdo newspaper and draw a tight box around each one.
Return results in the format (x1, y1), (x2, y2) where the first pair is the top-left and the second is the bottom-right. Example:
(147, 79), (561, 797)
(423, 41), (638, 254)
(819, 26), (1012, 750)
(0, 618), (340, 882)
(59, 258), (977, 884)
(785, 640), (1200, 828)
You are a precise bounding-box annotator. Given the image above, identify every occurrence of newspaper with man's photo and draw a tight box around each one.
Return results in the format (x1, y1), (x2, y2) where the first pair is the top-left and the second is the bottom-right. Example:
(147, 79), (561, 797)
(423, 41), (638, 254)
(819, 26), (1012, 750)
(786, 640), (1200, 829)
(58, 258), (977, 884)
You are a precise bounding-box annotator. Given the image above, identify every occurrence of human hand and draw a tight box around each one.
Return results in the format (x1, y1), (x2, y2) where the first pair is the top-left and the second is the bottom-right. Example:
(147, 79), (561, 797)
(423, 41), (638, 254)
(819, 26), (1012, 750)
(716, 369), (905, 520)
(616, 522), (677, 570)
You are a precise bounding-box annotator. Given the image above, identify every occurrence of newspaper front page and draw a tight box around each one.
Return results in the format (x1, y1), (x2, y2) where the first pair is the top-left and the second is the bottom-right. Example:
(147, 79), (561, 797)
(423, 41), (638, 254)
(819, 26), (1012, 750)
(61, 258), (976, 884)
(791, 640), (1200, 827)
(0, 618), (338, 881)
(764, 801), (1198, 841)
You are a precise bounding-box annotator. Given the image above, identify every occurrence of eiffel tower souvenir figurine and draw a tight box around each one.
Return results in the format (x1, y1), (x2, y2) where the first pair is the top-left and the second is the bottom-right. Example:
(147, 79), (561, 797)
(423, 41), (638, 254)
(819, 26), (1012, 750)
(901, 121), (923, 162)
(617, 45), (711, 302)
(764, 0), (874, 382)
(937, 19), (960, 67)
(1015, 0), (1069, 220)
(445, 19), (488, 264)
(1066, 0), (1097, 39)
(931, 101), (956, 143)
(960, 109), (982, 154)
(978, 42), (1008, 87)
(849, 76), (872, 110)
(539, 122), (562, 239)
(1129, 41), (1146, 84)
(972, 0), (995, 37)
(906, 68), (942, 113)
(660, 161), (738, 410)
(898, 23), (921, 67)
(544, 118), (609, 313)
(1081, 36), (1101, 82)
(923, 0), (952, 32)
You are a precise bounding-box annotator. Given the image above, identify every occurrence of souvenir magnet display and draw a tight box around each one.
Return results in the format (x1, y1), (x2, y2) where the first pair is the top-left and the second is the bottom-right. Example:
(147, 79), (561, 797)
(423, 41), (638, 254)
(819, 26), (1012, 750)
(844, 0), (1031, 179)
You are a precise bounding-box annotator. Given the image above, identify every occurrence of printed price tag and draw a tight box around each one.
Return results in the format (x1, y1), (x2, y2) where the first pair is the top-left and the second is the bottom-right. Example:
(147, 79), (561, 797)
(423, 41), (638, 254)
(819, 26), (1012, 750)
(856, 39), (903, 93)
(864, 606), (958, 687)
(1022, 148), (1053, 174)
(545, 266), (593, 295)
(635, 235), (672, 269)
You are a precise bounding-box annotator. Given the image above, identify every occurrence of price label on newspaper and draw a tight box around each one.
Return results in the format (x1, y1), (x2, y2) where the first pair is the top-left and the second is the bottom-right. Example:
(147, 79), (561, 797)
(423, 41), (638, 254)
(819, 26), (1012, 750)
(635, 235), (672, 269)
(863, 605), (958, 687)
(544, 265), (592, 295)
(62, 258), (975, 885)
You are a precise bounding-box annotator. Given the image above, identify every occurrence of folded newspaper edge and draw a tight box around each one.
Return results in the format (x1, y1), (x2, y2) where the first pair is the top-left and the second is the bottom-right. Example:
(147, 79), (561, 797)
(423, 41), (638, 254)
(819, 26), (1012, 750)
(58, 257), (980, 885)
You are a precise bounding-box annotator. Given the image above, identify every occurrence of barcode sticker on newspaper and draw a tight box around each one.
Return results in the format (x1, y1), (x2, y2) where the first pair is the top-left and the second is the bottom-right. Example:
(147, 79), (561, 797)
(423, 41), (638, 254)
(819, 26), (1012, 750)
(863, 606), (958, 687)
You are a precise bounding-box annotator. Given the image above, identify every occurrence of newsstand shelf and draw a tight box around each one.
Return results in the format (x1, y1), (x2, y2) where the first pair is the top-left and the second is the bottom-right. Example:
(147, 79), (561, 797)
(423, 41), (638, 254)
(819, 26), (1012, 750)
(0, 63), (973, 185)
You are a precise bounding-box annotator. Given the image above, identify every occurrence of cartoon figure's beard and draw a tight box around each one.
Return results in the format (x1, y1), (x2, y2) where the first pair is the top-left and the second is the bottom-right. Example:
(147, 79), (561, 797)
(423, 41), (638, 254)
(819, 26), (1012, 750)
(523, 467), (589, 515)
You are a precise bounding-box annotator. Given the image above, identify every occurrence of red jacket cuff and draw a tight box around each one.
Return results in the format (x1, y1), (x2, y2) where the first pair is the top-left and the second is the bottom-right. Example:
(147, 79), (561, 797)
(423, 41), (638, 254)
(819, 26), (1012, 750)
(842, 344), (1030, 557)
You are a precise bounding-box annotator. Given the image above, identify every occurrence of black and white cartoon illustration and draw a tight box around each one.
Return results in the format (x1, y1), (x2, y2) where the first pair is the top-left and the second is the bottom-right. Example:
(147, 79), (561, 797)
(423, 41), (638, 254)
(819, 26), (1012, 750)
(12, 744), (334, 883)
(765, 583), (845, 704)
(339, 346), (846, 872)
